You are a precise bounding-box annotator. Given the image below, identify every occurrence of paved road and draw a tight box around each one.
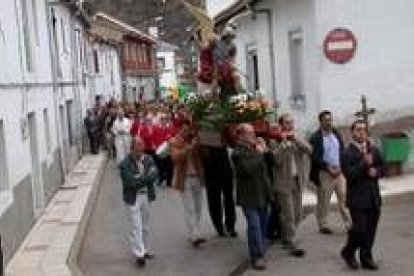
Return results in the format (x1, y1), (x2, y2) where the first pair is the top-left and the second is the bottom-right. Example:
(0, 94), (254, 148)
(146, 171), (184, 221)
(79, 161), (414, 276)
(246, 202), (414, 276)
(79, 161), (248, 276)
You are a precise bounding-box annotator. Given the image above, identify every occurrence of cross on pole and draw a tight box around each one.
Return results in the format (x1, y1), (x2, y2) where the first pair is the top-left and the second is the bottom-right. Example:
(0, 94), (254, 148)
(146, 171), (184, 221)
(355, 95), (376, 129)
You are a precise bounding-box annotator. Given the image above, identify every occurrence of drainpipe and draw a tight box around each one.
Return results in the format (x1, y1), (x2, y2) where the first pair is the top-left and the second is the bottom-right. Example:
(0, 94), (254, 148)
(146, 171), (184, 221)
(45, 1), (65, 182)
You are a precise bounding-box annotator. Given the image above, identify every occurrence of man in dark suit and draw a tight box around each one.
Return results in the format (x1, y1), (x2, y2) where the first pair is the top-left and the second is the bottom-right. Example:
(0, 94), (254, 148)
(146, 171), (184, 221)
(341, 120), (383, 270)
(309, 110), (351, 234)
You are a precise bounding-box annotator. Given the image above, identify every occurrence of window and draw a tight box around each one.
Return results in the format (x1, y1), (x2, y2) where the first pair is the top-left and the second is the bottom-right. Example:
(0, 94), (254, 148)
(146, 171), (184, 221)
(136, 46), (140, 64)
(21, 0), (33, 71)
(66, 101), (74, 146)
(130, 43), (136, 62)
(31, 0), (39, 44)
(142, 44), (147, 65)
(93, 49), (100, 73)
(61, 18), (67, 53)
(146, 46), (152, 67)
(157, 57), (166, 71)
(43, 109), (51, 154)
(0, 120), (8, 191)
(288, 29), (305, 106)
(50, 8), (62, 77)
(246, 46), (260, 93)
(123, 43), (129, 60)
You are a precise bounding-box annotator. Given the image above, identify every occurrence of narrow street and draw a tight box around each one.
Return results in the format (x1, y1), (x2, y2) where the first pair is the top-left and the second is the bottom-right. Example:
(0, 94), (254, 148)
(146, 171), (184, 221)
(79, 160), (248, 276)
(79, 160), (414, 276)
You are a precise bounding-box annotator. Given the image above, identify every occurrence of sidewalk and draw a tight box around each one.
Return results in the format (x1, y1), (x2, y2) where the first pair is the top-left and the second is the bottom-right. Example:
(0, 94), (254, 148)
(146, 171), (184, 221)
(303, 173), (414, 209)
(5, 153), (107, 276)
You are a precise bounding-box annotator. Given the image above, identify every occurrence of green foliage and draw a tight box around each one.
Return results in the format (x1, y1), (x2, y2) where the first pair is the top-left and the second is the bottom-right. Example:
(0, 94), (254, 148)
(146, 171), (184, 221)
(186, 96), (274, 131)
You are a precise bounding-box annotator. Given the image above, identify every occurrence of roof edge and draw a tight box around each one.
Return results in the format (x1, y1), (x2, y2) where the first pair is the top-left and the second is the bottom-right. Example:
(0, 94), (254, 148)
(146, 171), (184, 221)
(94, 12), (156, 43)
(214, 0), (247, 26)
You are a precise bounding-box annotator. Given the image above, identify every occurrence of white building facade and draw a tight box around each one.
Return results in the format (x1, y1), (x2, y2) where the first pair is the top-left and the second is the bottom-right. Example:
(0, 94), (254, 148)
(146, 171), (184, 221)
(157, 42), (179, 98)
(216, 0), (414, 131)
(0, 0), (123, 266)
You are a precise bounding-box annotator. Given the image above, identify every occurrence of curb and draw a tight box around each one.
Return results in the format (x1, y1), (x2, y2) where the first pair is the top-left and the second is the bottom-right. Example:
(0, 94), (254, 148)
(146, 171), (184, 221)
(5, 153), (108, 276)
(67, 154), (108, 276)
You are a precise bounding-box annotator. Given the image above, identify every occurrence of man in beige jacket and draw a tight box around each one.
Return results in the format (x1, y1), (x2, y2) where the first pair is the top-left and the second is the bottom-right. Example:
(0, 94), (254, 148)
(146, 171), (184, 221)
(270, 114), (312, 257)
(169, 122), (206, 248)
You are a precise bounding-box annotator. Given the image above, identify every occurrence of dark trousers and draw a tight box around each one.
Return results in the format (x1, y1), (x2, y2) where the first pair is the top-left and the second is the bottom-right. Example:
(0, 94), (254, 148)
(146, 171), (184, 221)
(88, 133), (99, 154)
(343, 207), (380, 262)
(267, 193), (282, 239)
(204, 147), (236, 234)
(155, 155), (173, 187)
(243, 206), (268, 260)
(205, 177), (236, 234)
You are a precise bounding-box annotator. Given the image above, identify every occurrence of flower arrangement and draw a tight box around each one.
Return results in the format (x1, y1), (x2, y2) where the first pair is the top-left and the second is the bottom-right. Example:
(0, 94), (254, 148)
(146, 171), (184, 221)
(186, 93), (276, 133)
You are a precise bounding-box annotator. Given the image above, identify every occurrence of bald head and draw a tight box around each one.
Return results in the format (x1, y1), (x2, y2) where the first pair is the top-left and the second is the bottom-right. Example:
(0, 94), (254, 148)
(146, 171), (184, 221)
(131, 136), (145, 158)
(236, 123), (255, 145)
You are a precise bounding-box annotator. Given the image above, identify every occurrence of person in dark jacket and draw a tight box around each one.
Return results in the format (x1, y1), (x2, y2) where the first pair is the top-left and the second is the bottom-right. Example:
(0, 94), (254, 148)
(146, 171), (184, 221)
(341, 120), (384, 270)
(309, 110), (351, 234)
(119, 136), (159, 267)
(84, 109), (101, 154)
(232, 123), (274, 271)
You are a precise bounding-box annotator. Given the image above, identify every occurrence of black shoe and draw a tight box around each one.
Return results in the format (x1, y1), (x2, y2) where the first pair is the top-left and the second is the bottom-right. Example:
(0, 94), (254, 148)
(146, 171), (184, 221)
(361, 259), (379, 270)
(144, 253), (155, 260)
(251, 258), (267, 271)
(217, 230), (226, 237)
(282, 241), (295, 250)
(319, 227), (334, 235)
(290, 248), (306, 258)
(267, 233), (281, 241)
(192, 238), (207, 248)
(136, 257), (146, 267)
(228, 230), (238, 238)
(341, 249), (358, 270)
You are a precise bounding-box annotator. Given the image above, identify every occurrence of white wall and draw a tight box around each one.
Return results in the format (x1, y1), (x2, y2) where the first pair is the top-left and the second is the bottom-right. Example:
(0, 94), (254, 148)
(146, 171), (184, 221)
(232, 0), (414, 131)
(91, 42), (122, 103)
(158, 50), (178, 95)
(0, 0), (58, 193)
(316, 0), (414, 125)
(233, 0), (318, 131)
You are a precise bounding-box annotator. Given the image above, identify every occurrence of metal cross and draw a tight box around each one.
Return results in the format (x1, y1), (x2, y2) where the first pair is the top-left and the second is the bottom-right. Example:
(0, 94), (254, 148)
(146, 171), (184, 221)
(355, 95), (376, 128)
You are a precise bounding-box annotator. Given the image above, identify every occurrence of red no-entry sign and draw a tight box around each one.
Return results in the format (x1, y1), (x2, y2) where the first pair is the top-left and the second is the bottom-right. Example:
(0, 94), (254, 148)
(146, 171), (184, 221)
(323, 28), (357, 64)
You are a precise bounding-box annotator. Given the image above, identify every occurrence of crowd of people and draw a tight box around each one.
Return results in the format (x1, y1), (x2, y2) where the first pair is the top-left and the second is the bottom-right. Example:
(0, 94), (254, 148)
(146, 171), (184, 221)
(84, 96), (384, 272)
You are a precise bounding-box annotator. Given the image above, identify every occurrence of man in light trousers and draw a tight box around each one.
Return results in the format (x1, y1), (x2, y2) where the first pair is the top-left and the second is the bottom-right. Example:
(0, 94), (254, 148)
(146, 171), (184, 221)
(170, 122), (207, 248)
(270, 114), (312, 257)
(119, 137), (158, 267)
(309, 110), (351, 234)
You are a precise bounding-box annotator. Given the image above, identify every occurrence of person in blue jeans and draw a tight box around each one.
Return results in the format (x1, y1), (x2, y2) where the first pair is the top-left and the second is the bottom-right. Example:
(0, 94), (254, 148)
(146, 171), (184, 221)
(232, 124), (274, 270)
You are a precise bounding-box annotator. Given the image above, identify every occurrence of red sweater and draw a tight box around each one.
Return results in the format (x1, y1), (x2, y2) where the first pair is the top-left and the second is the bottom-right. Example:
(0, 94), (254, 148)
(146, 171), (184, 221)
(152, 123), (174, 148)
(131, 121), (155, 152)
